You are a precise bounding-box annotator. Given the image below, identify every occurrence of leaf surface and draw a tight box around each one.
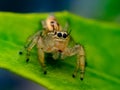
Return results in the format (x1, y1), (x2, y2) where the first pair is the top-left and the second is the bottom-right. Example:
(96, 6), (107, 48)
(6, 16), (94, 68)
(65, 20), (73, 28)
(0, 12), (120, 90)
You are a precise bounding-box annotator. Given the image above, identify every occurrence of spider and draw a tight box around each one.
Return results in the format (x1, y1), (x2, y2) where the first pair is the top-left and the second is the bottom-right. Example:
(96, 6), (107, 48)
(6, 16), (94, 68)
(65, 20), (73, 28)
(19, 15), (86, 80)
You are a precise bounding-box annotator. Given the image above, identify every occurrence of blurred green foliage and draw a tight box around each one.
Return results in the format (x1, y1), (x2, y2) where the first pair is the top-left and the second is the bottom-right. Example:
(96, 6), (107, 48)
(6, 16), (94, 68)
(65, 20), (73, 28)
(104, 0), (120, 20)
(101, 0), (120, 21)
(0, 12), (120, 90)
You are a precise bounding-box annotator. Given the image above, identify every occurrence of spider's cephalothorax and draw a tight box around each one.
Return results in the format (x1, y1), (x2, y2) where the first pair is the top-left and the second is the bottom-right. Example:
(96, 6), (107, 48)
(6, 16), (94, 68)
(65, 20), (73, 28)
(20, 15), (86, 80)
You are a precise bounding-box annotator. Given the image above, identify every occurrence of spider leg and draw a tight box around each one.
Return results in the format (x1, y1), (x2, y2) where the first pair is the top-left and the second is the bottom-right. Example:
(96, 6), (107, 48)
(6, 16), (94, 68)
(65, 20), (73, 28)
(25, 31), (41, 48)
(52, 51), (61, 60)
(19, 31), (41, 55)
(25, 34), (39, 62)
(62, 44), (85, 80)
(37, 37), (47, 74)
(38, 48), (47, 74)
(78, 45), (85, 80)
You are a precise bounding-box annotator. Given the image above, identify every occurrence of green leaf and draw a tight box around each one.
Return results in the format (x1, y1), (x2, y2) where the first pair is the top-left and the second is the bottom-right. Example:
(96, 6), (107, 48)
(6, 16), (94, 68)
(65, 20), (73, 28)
(0, 12), (120, 90)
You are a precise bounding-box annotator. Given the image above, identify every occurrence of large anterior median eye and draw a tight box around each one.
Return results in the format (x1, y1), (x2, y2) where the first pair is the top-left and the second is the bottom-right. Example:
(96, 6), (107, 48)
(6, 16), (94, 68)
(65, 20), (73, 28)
(57, 32), (62, 37)
(63, 33), (67, 38)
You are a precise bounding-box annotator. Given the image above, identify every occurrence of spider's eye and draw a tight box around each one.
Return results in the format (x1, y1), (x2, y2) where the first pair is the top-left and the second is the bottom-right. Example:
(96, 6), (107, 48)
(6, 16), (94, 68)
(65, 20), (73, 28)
(63, 33), (67, 38)
(57, 32), (62, 37)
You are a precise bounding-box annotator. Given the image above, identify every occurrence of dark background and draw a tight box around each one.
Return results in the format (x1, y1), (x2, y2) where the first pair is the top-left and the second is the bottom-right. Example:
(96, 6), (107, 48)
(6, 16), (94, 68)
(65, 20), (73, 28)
(0, 0), (120, 90)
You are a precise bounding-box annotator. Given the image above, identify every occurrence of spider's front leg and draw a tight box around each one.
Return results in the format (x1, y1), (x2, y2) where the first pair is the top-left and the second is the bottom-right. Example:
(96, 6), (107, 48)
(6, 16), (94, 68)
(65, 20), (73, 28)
(37, 37), (47, 75)
(24, 34), (39, 62)
(77, 45), (85, 80)
(19, 31), (41, 62)
(62, 44), (85, 80)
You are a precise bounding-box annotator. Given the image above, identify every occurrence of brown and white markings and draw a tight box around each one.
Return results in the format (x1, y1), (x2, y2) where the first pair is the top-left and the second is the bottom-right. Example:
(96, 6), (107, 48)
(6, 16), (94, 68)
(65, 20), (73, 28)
(19, 15), (86, 80)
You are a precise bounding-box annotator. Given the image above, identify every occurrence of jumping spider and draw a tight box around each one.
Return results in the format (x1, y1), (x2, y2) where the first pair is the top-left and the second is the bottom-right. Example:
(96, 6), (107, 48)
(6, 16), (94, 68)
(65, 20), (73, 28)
(19, 15), (86, 80)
